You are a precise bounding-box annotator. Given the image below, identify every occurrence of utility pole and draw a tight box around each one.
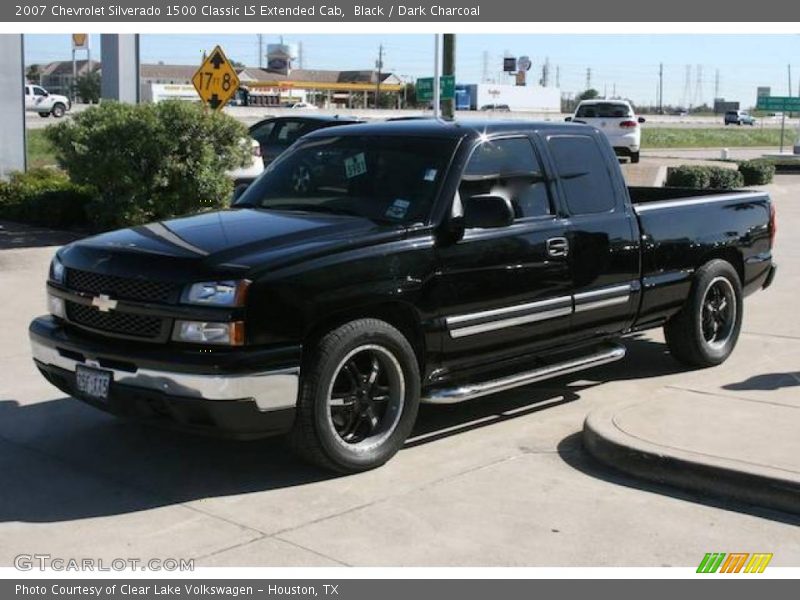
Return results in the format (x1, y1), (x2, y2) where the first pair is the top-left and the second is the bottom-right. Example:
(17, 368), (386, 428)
(258, 34), (263, 68)
(658, 63), (664, 113)
(586, 67), (592, 91)
(433, 34), (441, 119)
(442, 34), (456, 120)
(481, 50), (489, 83)
(714, 68), (720, 98)
(556, 65), (560, 89)
(375, 43), (384, 109)
(298, 41), (304, 69)
(789, 64), (793, 95)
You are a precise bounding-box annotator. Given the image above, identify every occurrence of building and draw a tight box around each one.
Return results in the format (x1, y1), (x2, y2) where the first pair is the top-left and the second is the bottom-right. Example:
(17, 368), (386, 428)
(237, 68), (403, 108)
(30, 59), (100, 97)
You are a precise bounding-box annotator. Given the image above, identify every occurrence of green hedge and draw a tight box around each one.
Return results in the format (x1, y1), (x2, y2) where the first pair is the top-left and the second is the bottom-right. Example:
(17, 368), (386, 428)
(665, 165), (744, 189)
(45, 100), (251, 230)
(0, 168), (95, 228)
(737, 159), (776, 185)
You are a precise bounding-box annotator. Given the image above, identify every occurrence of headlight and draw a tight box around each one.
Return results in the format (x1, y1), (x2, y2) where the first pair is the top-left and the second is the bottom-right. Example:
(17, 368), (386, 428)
(173, 320), (245, 346)
(182, 280), (249, 307)
(50, 255), (65, 284)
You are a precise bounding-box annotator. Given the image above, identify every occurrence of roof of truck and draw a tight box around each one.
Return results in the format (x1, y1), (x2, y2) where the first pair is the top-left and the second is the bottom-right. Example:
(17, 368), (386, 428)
(302, 118), (590, 140)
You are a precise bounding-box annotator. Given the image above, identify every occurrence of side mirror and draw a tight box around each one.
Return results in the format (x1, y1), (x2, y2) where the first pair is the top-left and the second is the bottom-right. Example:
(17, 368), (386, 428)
(638, 116), (646, 124)
(564, 116), (573, 122)
(463, 195), (514, 229)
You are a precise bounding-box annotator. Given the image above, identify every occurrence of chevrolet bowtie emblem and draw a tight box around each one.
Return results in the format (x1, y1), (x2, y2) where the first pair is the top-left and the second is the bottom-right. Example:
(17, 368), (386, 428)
(91, 294), (118, 312)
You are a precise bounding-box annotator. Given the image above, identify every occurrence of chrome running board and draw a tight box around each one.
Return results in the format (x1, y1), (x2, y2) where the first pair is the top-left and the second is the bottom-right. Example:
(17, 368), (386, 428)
(421, 342), (626, 404)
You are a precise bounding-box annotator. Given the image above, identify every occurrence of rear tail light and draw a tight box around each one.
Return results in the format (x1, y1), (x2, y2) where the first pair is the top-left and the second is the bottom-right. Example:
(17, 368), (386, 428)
(619, 120), (638, 129)
(769, 203), (777, 247)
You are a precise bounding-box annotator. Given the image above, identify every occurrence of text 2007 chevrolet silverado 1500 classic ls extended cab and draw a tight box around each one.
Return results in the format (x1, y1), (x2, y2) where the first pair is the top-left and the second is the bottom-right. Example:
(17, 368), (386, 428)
(29, 120), (777, 472)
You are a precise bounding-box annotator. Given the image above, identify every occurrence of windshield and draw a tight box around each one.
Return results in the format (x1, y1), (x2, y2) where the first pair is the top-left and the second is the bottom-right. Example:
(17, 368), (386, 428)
(236, 135), (455, 224)
(575, 103), (633, 118)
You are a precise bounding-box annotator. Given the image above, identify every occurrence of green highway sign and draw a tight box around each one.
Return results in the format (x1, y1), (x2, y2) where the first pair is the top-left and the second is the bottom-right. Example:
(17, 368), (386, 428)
(756, 95), (800, 111)
(416, 75), (455, 102)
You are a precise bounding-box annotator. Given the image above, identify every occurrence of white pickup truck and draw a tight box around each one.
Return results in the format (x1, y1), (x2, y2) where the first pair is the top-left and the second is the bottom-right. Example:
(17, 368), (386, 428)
(25, 84), (71, 118)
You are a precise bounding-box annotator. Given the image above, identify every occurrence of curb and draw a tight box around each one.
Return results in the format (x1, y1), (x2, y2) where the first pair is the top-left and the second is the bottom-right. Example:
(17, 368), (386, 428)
(582, 401), (800, 516)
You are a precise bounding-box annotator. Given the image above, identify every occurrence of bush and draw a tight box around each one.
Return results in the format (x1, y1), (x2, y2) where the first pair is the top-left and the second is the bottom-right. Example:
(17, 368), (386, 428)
(666, 165), (743, 189)
(45, 100), (251, 230)
(737, 159), (775, 186)
(0, 168), (95, 228)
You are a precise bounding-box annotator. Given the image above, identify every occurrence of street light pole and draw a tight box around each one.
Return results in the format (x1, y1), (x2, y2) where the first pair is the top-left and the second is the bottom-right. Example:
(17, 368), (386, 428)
(442, 34), (455, 120)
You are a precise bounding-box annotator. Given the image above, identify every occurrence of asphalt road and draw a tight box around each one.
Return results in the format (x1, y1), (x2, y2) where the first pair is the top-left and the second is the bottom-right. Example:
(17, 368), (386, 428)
(0, 175), (799, 567)
(24, 103), (800, 130)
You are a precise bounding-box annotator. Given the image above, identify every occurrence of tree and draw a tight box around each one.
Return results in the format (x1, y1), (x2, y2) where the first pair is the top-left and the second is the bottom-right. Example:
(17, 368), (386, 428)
(74, 71), (101, 104)
(26, 64), (41, 84)
(230, 59), (246, 70)
(577, 88), (600, 101)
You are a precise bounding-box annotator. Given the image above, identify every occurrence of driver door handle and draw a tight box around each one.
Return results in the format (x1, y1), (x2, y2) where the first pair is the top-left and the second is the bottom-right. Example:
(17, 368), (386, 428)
(546, 237), (569, 258)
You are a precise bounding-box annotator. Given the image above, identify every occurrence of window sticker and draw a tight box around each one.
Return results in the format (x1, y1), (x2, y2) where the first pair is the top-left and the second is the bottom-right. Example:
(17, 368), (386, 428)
(385, 199), (411, 220)
(423, 168), (438, 182)
(344, 153), (368, 179)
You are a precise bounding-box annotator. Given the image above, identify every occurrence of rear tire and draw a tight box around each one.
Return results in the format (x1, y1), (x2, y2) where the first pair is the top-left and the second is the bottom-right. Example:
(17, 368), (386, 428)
(664, 259), (743, 368)
(38, 112), (50, 118)
(288, 318), (420, 473)
(630, 151), (640, 164)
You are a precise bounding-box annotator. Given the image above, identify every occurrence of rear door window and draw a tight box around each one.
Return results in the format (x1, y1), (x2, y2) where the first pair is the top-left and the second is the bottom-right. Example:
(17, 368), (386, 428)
(575, 103), (632, 119)
(547, 135), (617, 215)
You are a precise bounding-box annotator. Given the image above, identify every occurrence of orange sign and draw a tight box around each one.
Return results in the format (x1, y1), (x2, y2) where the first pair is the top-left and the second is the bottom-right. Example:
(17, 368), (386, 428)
(72, 34), (89, 49)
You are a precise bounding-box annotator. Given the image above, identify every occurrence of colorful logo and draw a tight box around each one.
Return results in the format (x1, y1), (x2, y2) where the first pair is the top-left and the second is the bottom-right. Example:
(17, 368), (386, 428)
(697, 553), (773, 573)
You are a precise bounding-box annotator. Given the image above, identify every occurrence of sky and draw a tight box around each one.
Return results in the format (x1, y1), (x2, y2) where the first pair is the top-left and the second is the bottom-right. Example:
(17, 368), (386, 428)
(24, 33), (800, 108)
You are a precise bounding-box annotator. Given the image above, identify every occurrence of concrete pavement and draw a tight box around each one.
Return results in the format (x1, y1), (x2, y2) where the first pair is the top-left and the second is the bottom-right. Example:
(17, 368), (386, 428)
(1, 176), (799, 567)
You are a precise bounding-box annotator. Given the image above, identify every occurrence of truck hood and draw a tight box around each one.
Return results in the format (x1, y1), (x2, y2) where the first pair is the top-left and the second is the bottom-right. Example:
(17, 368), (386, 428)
(59, 208), (404, 280)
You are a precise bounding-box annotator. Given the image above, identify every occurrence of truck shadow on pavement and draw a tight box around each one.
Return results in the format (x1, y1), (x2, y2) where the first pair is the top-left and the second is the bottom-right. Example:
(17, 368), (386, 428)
(0, 336), (717, 524)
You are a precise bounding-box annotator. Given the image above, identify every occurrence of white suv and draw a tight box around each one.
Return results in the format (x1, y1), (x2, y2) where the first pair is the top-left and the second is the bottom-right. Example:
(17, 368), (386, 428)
(25, 84), (71, 118)
(567, 100), (645, 163)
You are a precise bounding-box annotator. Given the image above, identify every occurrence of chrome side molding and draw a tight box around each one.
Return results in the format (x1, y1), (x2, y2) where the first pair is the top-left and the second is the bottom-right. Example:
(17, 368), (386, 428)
(421, 342), (626, 404)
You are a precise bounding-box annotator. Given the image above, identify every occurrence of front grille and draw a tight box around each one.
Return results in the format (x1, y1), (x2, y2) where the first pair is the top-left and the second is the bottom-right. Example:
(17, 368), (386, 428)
(66, 301), (165, 340)
(66, 268), (179, 303)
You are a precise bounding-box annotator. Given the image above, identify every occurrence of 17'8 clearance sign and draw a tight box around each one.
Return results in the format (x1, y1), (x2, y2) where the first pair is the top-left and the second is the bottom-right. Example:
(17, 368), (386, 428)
(192, 45), (240, 111)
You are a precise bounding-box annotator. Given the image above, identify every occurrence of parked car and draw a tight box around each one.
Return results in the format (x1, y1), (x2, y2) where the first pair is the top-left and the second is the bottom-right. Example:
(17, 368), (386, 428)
(227, 138), (265, 197)
(25, 84), (71, 118)
(725, 110), (757, 126)
(288, 102), (319, 110)
(30, 120), (776, 473)
(480, 104), (511, 112)
(567, 99), (645, 163)
(248, 115), (362, 167)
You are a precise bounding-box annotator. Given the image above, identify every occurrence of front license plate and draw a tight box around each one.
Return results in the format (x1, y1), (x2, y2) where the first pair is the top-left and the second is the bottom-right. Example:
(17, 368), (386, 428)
(75, 365), (112, 401)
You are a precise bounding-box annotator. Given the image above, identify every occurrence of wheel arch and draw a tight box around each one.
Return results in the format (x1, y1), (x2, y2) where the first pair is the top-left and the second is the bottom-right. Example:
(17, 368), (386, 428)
(302, 301), (427, 374)
(697, 247), (744, 286)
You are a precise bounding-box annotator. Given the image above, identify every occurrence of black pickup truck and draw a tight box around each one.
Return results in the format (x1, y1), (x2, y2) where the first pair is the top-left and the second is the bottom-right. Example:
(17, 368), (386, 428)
(30, 120), (777, 472)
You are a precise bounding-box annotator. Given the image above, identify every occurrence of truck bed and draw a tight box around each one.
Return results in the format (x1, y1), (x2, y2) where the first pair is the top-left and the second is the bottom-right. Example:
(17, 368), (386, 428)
(627, 186), (773, 330)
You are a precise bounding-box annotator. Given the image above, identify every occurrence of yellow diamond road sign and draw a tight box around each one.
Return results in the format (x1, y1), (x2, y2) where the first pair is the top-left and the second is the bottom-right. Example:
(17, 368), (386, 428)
(192, 45), (240, 111)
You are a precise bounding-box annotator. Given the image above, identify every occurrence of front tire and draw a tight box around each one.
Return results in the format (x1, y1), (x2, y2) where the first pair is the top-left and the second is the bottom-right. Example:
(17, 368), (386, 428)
(51, 103), (66, 118)
(288, 318), (421, 473)
(664, 259), (743, 368)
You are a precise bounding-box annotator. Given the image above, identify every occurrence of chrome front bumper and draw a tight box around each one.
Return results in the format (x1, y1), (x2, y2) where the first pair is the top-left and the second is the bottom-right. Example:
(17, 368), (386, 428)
(30, 337), (299, 412)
